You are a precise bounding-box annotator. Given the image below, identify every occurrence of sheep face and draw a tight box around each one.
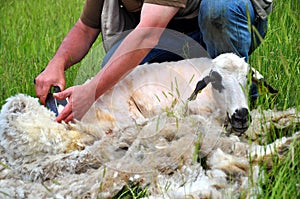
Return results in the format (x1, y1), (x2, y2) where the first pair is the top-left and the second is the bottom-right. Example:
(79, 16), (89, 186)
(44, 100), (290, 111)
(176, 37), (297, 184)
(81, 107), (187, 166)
(211, 54), (251, 134)
(190, 53), (251, 134)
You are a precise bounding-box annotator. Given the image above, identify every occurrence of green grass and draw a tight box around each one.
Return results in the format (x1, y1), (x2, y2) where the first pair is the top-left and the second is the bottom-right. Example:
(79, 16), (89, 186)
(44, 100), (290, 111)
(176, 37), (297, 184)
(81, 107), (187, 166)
(249, 0), (300, 110)
(0, 0), (299, 198)
(248, 1), (300, 198)
(0, 0), (84, 105)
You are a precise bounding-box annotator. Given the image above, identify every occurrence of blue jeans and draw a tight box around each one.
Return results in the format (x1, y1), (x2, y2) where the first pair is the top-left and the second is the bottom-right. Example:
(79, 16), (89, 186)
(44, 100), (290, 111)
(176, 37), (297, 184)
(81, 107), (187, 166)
(102, 0), (268, 66)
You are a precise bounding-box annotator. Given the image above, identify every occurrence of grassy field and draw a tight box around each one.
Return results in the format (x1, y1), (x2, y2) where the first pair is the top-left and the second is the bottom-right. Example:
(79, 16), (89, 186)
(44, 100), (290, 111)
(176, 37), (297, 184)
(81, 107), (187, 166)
(248, 1), (299, 198)
(0, 0), (299, 198)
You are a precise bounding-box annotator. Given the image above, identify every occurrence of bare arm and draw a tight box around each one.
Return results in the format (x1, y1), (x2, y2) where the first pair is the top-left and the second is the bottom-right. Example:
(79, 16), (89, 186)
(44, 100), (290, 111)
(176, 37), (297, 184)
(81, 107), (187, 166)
(52, 19), (101, 70)
(91, 3), (179, 99)
(35, 19), (100, 104)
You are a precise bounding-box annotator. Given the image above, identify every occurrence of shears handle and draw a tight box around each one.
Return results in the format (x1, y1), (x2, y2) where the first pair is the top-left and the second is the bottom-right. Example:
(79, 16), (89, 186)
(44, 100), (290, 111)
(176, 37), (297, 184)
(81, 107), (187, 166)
(46, 86), (68, 116)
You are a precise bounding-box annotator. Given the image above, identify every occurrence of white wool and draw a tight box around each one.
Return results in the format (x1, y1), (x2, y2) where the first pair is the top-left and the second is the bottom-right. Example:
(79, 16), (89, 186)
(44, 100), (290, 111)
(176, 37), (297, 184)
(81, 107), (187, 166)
(208, 148), (249, 174)
(0, 94), (98, 164)
(249, 132), (300, 161)
(0, 97), (299, 198)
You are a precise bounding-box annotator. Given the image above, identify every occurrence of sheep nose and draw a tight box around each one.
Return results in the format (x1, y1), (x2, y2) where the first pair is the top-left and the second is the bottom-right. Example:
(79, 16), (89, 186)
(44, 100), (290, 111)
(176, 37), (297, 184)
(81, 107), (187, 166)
(229, 108), (251, 135)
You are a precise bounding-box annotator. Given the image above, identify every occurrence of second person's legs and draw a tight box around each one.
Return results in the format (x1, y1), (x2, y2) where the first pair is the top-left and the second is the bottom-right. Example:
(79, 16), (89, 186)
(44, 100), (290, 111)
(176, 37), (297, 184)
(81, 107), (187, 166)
(198, 0), (268, 61)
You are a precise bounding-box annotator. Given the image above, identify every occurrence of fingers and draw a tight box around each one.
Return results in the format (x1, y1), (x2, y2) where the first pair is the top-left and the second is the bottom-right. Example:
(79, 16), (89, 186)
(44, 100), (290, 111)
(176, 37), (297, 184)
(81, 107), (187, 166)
(54, 88), (73, 123)
(55, 83), (65, 93)
(34, 70), (47, 105)
(35, 81), (50, 105)
(53, 88), (71, 100)
(34, 66), (66, 105)
(56, 103), (74, 123)
(35, 83), (64, 105)
(64, 113), (75, 123)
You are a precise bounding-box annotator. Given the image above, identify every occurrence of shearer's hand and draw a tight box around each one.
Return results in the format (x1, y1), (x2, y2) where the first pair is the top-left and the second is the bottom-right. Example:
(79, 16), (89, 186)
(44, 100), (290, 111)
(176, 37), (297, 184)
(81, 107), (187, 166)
(35, 60), (66, 105)
(54, 82), (96, 123)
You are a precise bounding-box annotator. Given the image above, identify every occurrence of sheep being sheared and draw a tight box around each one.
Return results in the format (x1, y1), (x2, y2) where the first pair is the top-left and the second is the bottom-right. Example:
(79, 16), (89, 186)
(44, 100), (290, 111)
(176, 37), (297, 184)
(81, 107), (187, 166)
(83, 52), (262, 132)
(1, 53), (294, 199)
(0, 53), (257, 162)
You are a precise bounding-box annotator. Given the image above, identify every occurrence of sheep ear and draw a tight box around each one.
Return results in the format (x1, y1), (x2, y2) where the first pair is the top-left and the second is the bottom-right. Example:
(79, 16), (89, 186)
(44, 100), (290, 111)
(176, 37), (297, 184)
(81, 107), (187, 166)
(257, 79), (278, 94)
(188, 76), (211, 101)
(251, 68), (278, 94)
(209, 71), (225, 93)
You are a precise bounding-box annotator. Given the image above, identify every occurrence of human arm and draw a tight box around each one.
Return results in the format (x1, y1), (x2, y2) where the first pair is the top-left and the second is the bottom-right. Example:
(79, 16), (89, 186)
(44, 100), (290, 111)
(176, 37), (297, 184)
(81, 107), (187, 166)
(55, 3), (179, 122)
(35, 19), (100, 105)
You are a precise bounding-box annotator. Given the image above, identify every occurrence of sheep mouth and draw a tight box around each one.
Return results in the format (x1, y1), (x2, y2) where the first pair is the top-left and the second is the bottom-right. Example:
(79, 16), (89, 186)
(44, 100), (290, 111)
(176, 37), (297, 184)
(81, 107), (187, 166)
(229, 120), (250, 135)
(227, 109), (251, 135)
(231, 126), (249, 135)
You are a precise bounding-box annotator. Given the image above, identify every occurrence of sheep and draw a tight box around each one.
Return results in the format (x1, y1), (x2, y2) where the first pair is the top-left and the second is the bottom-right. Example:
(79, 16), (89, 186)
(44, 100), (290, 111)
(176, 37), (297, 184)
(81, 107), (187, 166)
(83, 52), (278, 135)
(83, 53), (252, 132)
(1, 53), (297, 199)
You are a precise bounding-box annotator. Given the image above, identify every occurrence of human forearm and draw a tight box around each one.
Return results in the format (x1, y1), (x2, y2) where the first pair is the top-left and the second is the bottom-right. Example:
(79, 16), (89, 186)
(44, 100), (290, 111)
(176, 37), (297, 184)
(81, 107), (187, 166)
(91, 27), (163, 99)
(50, 19), (100, 70)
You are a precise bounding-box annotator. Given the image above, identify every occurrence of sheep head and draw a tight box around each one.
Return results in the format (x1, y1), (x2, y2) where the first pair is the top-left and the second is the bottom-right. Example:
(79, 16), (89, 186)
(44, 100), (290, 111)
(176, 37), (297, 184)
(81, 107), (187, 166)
(189, 53), (251, 134)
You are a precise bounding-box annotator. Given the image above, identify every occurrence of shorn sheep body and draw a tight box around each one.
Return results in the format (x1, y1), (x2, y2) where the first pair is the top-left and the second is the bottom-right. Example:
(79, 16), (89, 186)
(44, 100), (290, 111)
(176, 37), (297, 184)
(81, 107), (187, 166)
(0, 53), (299, 198)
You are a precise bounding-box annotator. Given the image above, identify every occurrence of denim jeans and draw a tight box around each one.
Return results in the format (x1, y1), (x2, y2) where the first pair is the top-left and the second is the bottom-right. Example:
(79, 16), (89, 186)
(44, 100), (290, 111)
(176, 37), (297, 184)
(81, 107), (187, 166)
(101, 0), (268, 66)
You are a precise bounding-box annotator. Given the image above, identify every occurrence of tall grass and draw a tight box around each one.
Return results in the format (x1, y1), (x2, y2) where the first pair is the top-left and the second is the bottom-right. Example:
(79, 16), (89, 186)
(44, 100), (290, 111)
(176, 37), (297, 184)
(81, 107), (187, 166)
(248, 1), (300, 198)
(0, 0), (299, 198)
(250, 0), (300, 110)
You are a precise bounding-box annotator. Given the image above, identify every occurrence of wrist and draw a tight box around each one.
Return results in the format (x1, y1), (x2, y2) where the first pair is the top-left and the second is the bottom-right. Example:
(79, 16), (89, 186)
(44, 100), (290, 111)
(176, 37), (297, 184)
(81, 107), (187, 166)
(48, 56), (68, 71)
(86, 74), (107, 101)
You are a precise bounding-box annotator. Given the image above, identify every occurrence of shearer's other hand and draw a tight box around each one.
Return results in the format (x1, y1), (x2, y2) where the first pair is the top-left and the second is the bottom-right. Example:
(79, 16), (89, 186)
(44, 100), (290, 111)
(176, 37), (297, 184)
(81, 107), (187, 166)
(54, 83), (96, 123)
(35, 62), (65, 105)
